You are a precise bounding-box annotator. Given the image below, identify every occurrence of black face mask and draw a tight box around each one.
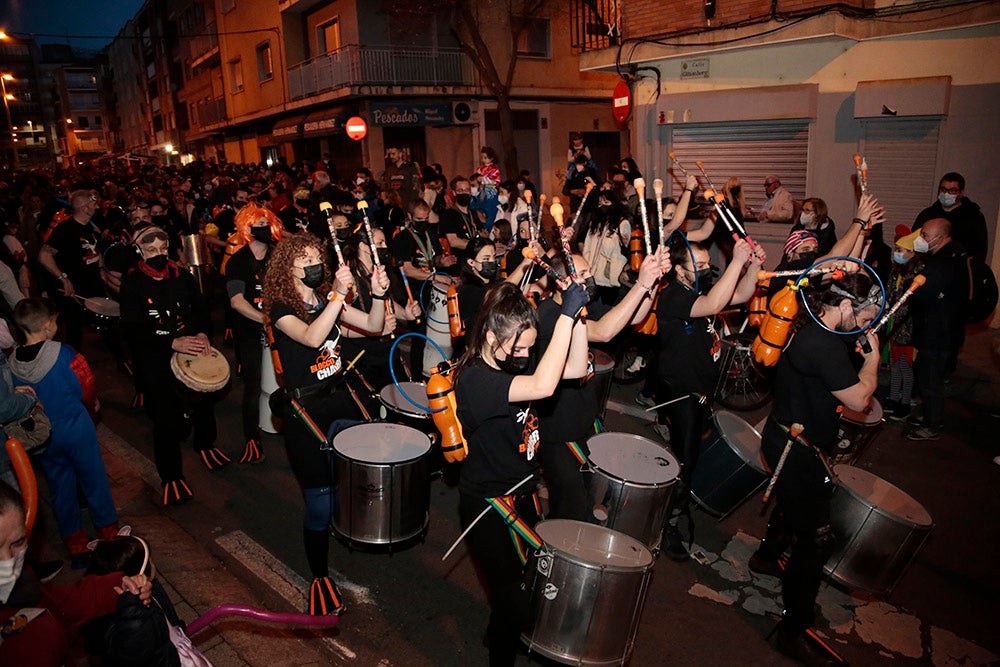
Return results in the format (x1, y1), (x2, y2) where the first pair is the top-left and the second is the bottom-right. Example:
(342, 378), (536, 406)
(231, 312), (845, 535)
(796, 251), (818, 265)
(145, 254), (168, 271)
(455, 193), (472, 208)
(295, 198), (310, 208)
(335, 228), (352, 242)
(411, 221), (428, 235)
(497, 351), (530, 375)
(693, 268), (714, 295)
(376, 248), (392, 266)
(479, 261), (498, 280)
(152, 214), (168, 225)
(301, 264), (324, 288)
(584, 276), (598, 300)
(251, 226), (272, 244)
(730, 186), (741, 197)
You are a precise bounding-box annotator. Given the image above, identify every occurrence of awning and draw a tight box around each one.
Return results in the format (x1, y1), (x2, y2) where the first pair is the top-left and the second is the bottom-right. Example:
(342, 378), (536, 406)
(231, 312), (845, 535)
(302, 110), (344, 138)
(272, 115), (306, 141)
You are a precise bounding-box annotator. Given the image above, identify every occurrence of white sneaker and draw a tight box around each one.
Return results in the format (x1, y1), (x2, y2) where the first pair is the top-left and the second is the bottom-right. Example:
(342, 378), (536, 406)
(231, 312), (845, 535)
(651, 423), (671, 444)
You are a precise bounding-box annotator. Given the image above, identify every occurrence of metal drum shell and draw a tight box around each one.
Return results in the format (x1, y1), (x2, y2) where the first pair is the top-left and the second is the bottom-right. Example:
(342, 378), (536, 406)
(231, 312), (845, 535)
(590, 349), (615, 423)
(182, 233), (209, 267)
(523, 520), (654, 667)
(824, 464), (933, 597)
(586, 433), (679, 552)
(831, 398), (884, 466)
(332, 423), (431, 546)
(690, 411), (769, 518)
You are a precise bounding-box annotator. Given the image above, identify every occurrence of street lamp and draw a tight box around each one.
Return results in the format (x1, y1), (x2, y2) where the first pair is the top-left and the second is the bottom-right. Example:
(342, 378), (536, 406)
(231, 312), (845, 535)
(0, 73), (17, 168)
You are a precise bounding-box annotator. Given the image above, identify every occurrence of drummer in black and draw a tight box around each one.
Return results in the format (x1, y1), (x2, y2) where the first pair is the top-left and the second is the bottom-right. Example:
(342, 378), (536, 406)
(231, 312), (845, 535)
(655, 238), (763, 560)
(262, 232), (389, 617)
(453, 281), (590, 667)
(119, 225), (229, 506)
(225, 203), (283, 463)
(535, 245), (668, 522)
(750, 273), (879, 664)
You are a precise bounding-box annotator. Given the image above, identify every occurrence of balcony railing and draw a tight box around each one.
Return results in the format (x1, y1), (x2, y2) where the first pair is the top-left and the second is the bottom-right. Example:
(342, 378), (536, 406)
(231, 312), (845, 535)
(287, 45), (476, 101)
(189, 23), (220, 63)
(570, 0), (620, 52)
(196, 97), (227, 126)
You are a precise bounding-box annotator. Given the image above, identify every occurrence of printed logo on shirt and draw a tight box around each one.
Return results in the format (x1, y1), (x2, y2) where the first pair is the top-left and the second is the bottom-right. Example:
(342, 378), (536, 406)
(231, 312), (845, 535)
(707, 320), (721, 362)
(310, 340), (342, 380)
(516, 408), (540, 461)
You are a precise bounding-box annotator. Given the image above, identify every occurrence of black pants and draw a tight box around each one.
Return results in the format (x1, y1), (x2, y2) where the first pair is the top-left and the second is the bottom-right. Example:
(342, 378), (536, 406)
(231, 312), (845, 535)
(459, 492), (539, 667)
(657, 392), (711, 516)
(234, 327), (263, 441)
(759, 419), (836, 632)
(914, 347), (951, 430)
(539, 440), (594, 523)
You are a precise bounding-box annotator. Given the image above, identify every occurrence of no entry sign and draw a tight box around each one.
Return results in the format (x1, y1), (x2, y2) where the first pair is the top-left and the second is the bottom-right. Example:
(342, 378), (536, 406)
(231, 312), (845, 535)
(346, 116), (368, 140)
(612, 80), (632, 123)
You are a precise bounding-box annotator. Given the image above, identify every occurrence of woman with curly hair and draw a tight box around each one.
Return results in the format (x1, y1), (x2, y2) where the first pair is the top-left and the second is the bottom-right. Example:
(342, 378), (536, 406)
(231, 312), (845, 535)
(263, 232), (388, 616)
(226, 203), (283, 463)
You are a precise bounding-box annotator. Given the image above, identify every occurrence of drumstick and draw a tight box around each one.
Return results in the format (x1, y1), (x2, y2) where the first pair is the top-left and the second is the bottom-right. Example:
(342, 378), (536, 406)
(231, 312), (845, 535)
(357, 200), (396, 338)
(634, 178), (652, 256)
(667, 151), (688, 176)
(856, 275), (925, 353)
(319, 202), (349, 277)
(653, 178), (665, 249)
(442, 473), (536, 561)
(853, 154), (868, 194)
(762, 423), (803, 505)
(523, 190), (537, 243)
(643, 393), (706, 412)
(344, 349), (365, 375)
(758, 267), (846, 280)
(521, 247), (563, 282)
(549, 195), (578, 281)
(399, 268), (421, 326)
(568, 179), (596, 233)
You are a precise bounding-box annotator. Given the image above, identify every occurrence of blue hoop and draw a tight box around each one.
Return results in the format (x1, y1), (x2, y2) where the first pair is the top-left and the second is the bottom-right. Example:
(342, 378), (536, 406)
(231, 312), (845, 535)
(388, 332), (449, 413)
(794, 256), (886, 336)
(419, 271), (454, 325)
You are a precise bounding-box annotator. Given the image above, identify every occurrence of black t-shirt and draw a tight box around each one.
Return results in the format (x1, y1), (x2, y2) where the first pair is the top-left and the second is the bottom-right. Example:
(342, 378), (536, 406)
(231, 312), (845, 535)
(119, 266), (209, 364)
(770, 322), (860, 451)
(655, 280), (721, 396)
(278, 206), (311, 234)
(225, 244), (269, 335)
(269, 301), (342, 389)
(392, 227), (441, 272)
(456, 360), (541, 498)
(47, 218), (103, 296)
(440, 207), (478, 242)
(908, 241), (969, 352)
(535, 297), (612, 442)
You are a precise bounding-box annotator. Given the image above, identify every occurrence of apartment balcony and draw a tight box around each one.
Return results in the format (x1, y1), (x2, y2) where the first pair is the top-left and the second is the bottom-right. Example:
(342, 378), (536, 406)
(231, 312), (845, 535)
(287, 45), (476, 101)
(197, 97), (227, 126)
(189, 24), (220, 68)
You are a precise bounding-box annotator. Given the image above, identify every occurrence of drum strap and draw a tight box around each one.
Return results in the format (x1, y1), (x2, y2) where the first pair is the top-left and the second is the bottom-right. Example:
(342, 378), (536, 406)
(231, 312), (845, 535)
(486, 495), (543, 566)
(289, 398), (329, 447)
(775, 423), (836, 481)
(564, 441), (588, 466)
(344, 381), (371, 421)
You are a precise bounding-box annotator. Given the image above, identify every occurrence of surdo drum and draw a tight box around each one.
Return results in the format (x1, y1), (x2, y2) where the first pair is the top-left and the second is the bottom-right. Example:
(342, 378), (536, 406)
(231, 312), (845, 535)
(690, 411), (769, 518)
(332, 423), (431, 546)
(832, 398), (884, 465)
(824, 465), (933, 597)
(170, 347), (231, 393)
(81, 296), (121, 330)
(422, 276), (453, 377)
(586, 433), (679, 551)
(378, 382), (437, 443)
(523, 520), (654, 666)
(589, 349), (616, 424)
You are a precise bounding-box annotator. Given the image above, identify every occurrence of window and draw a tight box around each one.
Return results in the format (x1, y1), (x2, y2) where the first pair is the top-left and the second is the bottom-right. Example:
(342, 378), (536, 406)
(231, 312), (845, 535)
(95, 115), (103, 127)
(318, 19), (341, 55)
(256, 42), (273, 82)
(77, 116), (89, 129)
(516, 18), (550, 58)
(229, 58), (244, 93)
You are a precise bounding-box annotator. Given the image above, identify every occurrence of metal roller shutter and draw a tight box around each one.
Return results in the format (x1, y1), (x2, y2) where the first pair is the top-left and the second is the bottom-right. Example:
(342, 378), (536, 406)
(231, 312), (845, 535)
(860, 119), (940, 230)
(666, 121), (810, 213)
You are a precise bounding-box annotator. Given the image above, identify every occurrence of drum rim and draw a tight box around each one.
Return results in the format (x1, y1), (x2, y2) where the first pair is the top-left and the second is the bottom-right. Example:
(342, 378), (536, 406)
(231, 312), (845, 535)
(535, 519), (655, 570)
(590, 348), (615, 373)
(711, 410), (767, 473)
(170, 348), (231, 392)
(333, 422), (431, 463)
(832, 464), (934, 528)
(84, 296), (121, 317)
(378, 382), (431, 419)
(586, 432), (680, 487)
(841, 397), (884, 426)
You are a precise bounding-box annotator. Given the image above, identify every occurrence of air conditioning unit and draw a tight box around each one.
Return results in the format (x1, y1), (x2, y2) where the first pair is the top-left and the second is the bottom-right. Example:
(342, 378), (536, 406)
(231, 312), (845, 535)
(451, 101), (476, 125)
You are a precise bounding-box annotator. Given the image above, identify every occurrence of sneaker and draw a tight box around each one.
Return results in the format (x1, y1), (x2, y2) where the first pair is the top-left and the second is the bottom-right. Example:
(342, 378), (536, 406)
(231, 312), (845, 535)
(651, 423), (671, 445)
(163, 479), (194, 507)
(905, 425), (941, 441)
(239, 438), (264, 464)
(662, 525), (690, 562)
(748, 552), (785, 578)
(774, 623), (843, 666)
(32, 559), (64, 583)
(635, 392), (656, 408)
(309, 576), (346, 616)
(199, 447), (232, 472)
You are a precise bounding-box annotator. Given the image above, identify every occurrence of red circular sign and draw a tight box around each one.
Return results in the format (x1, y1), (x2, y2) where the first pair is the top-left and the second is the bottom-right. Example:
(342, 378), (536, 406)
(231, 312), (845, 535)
(612, 80), (632, 123)
(346, 116), (368, 141)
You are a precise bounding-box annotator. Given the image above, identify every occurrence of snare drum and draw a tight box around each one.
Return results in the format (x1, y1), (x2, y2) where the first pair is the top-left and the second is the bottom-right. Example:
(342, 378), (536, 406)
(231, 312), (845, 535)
(422, 276), (453, 377)
(690, 411), (769, 518)
(824, 465), (933, 597)
(586, 433), (679, 551)
(332, 423), (431, 546)
(170, 347), (231, 392)
(82, 297), (121, 330)
(832, 398), (884, 465)
(523, 519), (654, 666)
(589, 349), (615, 423)
(379, 382), (431, 432)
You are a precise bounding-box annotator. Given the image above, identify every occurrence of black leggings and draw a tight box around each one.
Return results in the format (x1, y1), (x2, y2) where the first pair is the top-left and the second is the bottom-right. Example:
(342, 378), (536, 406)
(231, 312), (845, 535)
(657, 392), (711, 515)
(234, 328), (263, 440)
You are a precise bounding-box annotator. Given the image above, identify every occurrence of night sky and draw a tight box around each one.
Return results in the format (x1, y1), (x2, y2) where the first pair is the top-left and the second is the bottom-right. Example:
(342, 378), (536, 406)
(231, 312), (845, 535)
(2, 0), (147, 49)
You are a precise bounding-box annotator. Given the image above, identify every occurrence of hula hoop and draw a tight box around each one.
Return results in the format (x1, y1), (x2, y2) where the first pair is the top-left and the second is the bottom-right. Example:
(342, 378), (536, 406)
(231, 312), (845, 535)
(794, 255), (886, 336)
(419, 271), (454, 325)
(388, 332), (449, 413)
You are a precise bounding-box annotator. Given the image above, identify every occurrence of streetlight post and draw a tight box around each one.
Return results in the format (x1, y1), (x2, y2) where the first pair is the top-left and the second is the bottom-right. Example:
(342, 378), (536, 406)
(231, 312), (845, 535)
(0, 74), (18, 169)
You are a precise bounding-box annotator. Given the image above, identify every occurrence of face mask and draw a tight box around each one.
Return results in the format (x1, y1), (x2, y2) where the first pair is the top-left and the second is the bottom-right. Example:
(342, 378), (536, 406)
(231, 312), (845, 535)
(938, 193), (957, 208)
(496, 350), (530, 375)
(796, 251), (818, 265)
(0, 549), (26, 604)
(335, 228), (352, 242)
(913, 235), (930, 254)
(411, 221), (428, 235)
(498, 194), (509, 206)
(892, 251), (909, 265)
(354, 191), (365, 200)
(376, 248), (392, 266)
(517, 183), (526, 192)
(301, 263), (324, 288)
(479, 261), (497, 280)
(584, 276), (598, 300)
(295, 198), (310, 208)
(235, 200), (247, 209)
(455, 193), (471, 208)
(693, 268), (714, 294)
(152, 214), (168, 225)
(251, 226), (272, 244)
(471, 186), (480, 197)
(356, 177), (367, 186)
(730, 186), (741, 197)
(145, 254), (169, 271)
(799, 213), (815, 226)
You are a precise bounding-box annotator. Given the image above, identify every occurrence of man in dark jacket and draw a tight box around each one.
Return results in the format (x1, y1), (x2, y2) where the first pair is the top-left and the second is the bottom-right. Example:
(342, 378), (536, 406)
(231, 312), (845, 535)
(913, 172), (988, 265)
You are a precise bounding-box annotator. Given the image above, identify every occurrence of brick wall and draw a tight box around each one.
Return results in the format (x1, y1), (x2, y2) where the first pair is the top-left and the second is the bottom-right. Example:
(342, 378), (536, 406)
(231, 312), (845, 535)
(622, 0), (870, 40)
